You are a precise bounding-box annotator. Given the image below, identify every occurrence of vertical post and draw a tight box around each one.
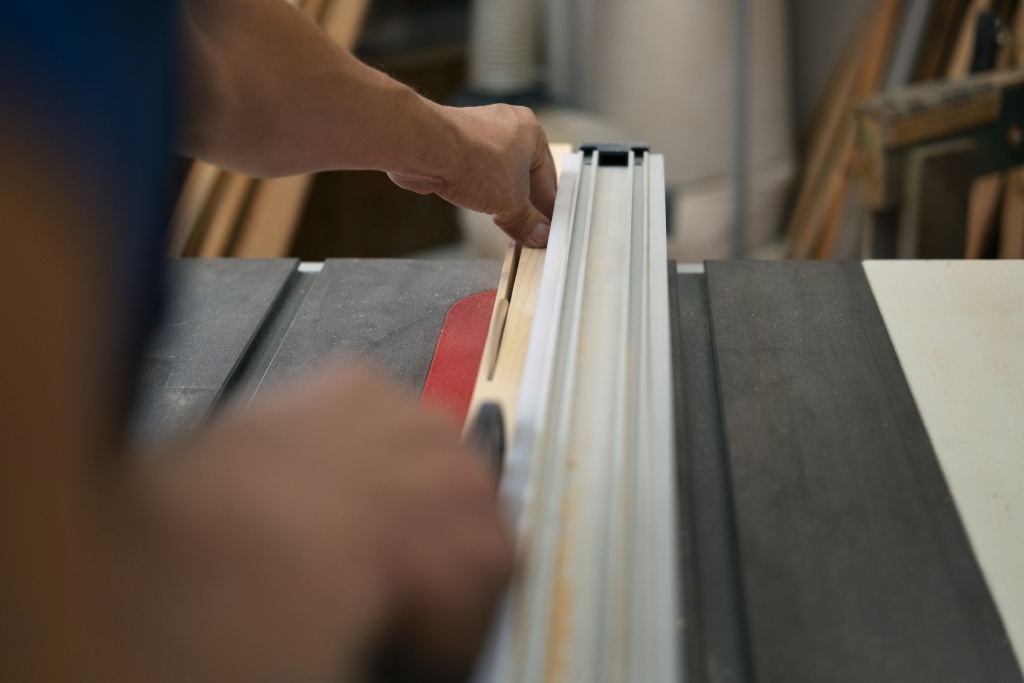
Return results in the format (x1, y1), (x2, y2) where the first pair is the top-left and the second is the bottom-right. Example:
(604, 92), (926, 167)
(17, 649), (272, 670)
(732, 0), (749, 258)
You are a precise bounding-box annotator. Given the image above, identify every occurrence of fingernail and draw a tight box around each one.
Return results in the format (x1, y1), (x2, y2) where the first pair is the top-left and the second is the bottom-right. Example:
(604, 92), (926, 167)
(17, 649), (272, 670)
(526, 221), (550, 247)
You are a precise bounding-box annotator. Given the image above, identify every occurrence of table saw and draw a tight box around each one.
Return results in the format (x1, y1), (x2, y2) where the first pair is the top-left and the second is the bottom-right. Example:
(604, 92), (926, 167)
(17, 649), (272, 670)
(133, 252), (1024, 683)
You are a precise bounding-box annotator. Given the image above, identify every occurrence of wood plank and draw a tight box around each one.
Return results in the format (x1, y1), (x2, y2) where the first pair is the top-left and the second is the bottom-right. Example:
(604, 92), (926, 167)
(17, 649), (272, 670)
(463, 143), (574, 440)
(195, 172), (254, 257)
(947, 0), (994, 79)
(321, 0), (370, 49)
(302, 0), (331, 22)
(884, 91), (1002, 146)
(167, 161), (222, 257)
(864, 260), (1024, 668)
(1012, 1), (1024, 66)
(786, 5), (872, 258)
(705, 259), (1022, 683)
(911, 0), (971, 80)
(230, 174), (312, 257)
(787, 0), (903, 258)
(1000, 165), (1024, 257)
(965, 171), (1003, 257)
(854, 70), (1021, 209)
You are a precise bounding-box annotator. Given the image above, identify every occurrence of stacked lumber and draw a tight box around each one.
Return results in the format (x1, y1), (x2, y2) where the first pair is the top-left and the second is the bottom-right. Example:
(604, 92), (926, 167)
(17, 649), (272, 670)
(785, 0), (905, 259)
(167, 0), (370, 258)
(786, 0), (1024, 258)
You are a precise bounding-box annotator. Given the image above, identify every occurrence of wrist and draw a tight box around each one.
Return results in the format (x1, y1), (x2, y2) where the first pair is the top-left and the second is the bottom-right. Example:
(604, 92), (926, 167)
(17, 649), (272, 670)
(377, 88), (462, 179)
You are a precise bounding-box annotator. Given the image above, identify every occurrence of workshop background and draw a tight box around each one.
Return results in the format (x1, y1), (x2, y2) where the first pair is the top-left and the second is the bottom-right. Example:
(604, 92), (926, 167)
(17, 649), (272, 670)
(168, 0), (1024, 263)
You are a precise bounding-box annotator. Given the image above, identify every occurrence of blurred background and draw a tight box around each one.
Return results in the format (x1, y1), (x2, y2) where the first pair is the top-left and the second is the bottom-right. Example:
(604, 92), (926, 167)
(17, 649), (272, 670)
(168, 0), (1024, 263)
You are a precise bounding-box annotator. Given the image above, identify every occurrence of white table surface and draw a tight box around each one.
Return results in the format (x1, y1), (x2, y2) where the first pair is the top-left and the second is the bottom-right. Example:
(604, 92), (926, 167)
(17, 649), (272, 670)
(865, 260), (1024, 666)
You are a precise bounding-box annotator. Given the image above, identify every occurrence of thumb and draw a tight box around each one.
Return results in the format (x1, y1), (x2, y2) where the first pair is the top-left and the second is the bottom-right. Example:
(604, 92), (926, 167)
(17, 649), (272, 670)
(492, 202), (551, 248)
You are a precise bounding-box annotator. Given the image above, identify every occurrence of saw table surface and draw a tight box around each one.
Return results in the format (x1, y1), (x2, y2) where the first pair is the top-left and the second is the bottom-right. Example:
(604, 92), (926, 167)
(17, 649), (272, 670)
(133, 257), (1024, 683)
(131, 258), (500, 446)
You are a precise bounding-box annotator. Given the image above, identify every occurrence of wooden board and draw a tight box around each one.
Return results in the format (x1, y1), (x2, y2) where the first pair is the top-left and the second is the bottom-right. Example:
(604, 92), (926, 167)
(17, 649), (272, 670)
(787, 0), (903, 258)
(911, 0), (971, 80)
(1001, 165), (1024, 257)
(864, 260), (1024, 669)
(463, 143), (574, 440)
(856, 73), (1011, 148)
(231, 174), (313, 257)
(946, 0), (994, 79)
(321, 0), (370, 49)
(167, 161), (222, 257)
(854, 69), (1024, 210)
(966, 171), (1003, 257)
(195, 172), (254, 257)
(704, 259), (1020, 683)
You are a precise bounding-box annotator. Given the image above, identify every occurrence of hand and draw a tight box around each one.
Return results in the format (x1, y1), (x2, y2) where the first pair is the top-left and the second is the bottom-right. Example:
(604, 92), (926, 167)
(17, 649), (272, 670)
(108, 365), (513, 682)
(387, 104), (557, 248)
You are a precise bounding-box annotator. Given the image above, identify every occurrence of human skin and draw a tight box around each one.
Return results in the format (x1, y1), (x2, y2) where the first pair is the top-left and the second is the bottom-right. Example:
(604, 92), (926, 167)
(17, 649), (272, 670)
(181, 0), (557, 246)
(0, 0), (554, 680)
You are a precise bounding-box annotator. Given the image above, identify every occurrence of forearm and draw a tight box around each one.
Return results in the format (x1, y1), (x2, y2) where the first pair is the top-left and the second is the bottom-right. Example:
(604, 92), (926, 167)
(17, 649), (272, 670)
(180, 0), (557, 245)
(180, 0), (453, 179)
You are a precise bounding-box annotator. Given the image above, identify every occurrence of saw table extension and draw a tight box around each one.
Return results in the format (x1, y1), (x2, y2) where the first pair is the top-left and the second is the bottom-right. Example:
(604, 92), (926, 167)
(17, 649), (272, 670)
(137, 244), (1024, 681)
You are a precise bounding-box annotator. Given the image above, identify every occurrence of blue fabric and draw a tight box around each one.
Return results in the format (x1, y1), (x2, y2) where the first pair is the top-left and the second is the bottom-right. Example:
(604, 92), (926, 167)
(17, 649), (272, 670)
(0, 3), (179, 420)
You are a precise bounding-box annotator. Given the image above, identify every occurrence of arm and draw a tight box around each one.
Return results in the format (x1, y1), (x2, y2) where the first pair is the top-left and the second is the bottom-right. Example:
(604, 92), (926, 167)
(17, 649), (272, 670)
(181, 0), (556, 246)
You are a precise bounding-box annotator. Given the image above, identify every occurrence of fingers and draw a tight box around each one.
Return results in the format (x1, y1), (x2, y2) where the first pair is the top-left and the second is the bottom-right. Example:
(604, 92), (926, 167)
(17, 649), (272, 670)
(529, 138), (558, 221)
(389, 464), (514, 673)
(493, 201), (551, 248)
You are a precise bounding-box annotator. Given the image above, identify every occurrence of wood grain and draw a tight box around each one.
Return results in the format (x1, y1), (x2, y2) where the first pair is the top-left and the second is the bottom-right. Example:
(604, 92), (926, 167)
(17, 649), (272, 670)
(196, 172), (254, 258)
